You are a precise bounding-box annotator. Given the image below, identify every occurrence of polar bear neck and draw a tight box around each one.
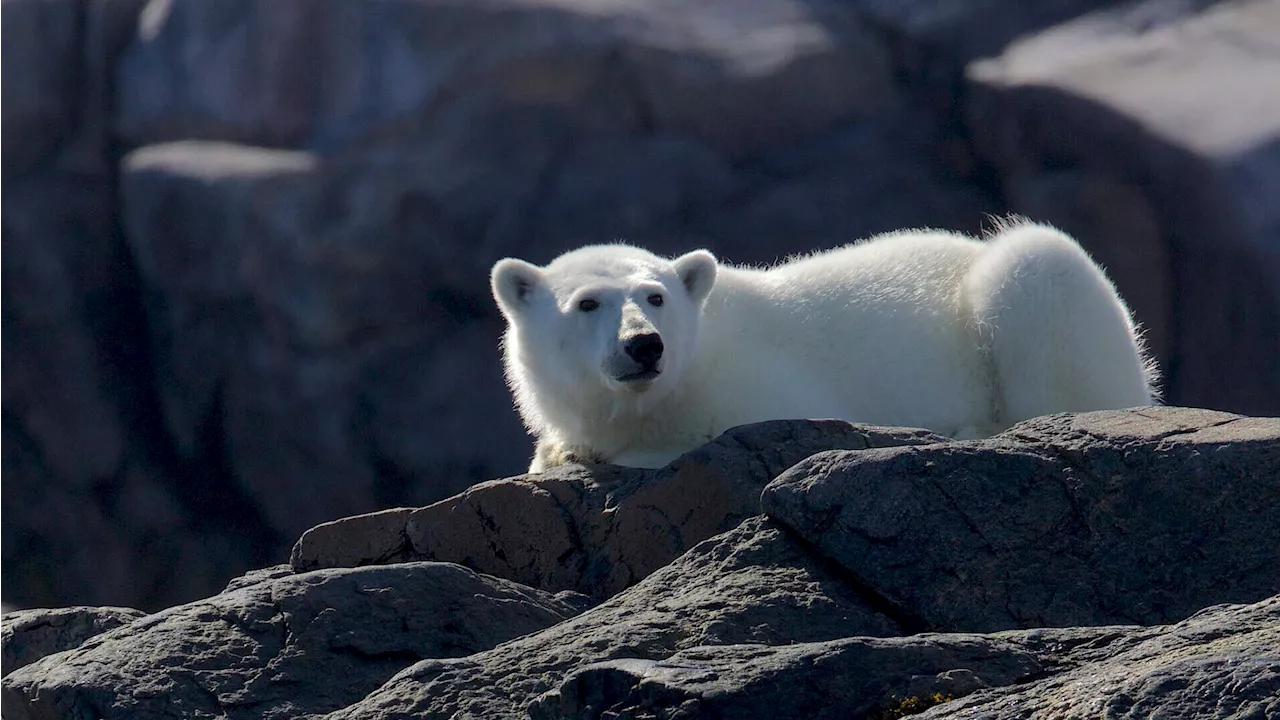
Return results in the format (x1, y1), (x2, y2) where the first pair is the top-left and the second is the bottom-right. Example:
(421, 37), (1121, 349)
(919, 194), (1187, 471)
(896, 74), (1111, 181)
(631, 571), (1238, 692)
(516, 355), (700, 459)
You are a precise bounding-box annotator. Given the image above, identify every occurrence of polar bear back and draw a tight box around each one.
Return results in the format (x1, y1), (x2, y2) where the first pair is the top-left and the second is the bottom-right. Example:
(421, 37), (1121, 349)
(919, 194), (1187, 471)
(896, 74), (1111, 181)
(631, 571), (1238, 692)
(678, 232), (995, 438)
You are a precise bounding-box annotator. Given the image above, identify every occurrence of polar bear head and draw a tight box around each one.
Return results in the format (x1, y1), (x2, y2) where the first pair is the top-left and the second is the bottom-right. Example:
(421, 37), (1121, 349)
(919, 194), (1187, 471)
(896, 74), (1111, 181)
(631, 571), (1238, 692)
(490, 244), (718, 434)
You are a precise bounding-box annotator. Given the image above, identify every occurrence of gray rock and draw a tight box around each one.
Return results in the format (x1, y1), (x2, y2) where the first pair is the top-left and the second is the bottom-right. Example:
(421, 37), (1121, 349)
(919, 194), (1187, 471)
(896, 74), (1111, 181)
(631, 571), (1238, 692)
(692, 108), (998, 251)
(6, 0), (1279, 622)
(8, 405), (1278, 719)
(530, 634), (1042, 720)
(1, 606), (145, 677)
(109, 0), (945, 267)
(0, 563), (582, 720)
(0, 0), (214, 614)
(1, 0), (80, 179)
(1, 406), (279, 613)
(530, 595), (1280, 720)
(320, 502), (1280, 719)
(291, 509), (419, 571)
(933, 596), (1280, 719)
(115, 0), (897, 157)
(2, 174), (126, 485)
(220, 564), (296, 593)
(762, 407), (1280, 632)
(965, 0), (1280, 414)
(120, 140), (529, 554)
(291, 420), (948, 598)
(324, 516), (902, 719)
(846, 0), (1122, 61)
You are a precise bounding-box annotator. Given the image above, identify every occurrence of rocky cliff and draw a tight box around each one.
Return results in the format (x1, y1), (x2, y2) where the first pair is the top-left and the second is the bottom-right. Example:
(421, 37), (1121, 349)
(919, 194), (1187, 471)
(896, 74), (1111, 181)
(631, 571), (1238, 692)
(4, 0), (1279, 615)
(3, 408), (1279, 719)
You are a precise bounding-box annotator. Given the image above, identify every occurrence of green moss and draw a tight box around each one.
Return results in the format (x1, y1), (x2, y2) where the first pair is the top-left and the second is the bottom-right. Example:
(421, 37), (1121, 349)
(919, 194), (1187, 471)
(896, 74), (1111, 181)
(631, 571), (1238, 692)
(867, 692), (954, 719)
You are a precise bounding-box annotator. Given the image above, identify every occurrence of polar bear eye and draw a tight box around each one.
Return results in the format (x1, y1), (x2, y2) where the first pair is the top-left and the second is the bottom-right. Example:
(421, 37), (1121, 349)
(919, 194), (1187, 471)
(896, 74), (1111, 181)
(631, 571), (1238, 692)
(647, 293), (664, 307)
(577, 298), (600, 312)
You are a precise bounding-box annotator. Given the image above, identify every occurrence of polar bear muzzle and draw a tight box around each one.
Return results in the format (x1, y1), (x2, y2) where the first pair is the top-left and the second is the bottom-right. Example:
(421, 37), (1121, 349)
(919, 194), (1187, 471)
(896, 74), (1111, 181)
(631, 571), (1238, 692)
(619, 333), (663, 381)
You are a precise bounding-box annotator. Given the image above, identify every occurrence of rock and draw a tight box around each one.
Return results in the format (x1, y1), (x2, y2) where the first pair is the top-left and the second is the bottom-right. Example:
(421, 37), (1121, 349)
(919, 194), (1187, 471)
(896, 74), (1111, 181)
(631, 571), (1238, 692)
(530, 634), (1042, 720)
(692, 107), (998, 250)
(115, 0), (897, 157)
(103, 0), (923, 604)
(120, 140), (530, 556)
(291, 509), (419, 572)
(845, 0), (1120, 61)
(0, 563), (582, 720)
(7, 408), (1277, 718)
(932, 596), (1280, 718)
(317, 505), (1280, 719)
(526, 134), (741, 248)
(531, 594), (1280, 719)
(965, 0), (1280, 415)
(762, 407), (1280, 633)
(6, 0), (1278, 622)
(0, 0), (212, 614)
(1, 0), (80, 179)
(2, 173), (126, 485)
(324, 516), (903, 719)
(1, 606), (145, 677)
(291, 420), (948, 598)
(110, 0), (956, 265)
(220, 564), (295, 593)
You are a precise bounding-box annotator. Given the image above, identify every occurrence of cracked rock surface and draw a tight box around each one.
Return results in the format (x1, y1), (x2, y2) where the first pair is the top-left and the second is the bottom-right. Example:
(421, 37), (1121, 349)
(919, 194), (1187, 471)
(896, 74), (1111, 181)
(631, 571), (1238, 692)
(291, 419), (946, 598)
(1, 606), (145, 676)
(930, 597), (1280, 719)
(532, 597), (1280, 720)
(763, 407), (1280, 632)
(324, 516), (902, 719)
(7, 0), (1280, 615)
(5, 408), (1278, 719)
(1, 563), (583, 720)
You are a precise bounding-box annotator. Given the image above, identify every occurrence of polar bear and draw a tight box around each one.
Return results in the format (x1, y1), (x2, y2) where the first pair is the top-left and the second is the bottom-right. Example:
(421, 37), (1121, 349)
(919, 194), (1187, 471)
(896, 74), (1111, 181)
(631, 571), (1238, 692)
(490, 219), (1157, 472)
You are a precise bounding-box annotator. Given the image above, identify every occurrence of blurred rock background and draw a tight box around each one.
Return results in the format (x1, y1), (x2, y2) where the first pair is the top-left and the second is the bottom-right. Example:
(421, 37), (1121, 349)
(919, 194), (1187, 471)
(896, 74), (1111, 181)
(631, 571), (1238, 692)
(3, 0), (1277, 612)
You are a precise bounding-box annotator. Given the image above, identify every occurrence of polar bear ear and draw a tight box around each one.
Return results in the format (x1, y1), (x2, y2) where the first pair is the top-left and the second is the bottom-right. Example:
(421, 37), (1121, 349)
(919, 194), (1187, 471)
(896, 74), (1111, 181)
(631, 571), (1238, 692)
(672, 250), (718, 304)
(491, 258), (546, 317)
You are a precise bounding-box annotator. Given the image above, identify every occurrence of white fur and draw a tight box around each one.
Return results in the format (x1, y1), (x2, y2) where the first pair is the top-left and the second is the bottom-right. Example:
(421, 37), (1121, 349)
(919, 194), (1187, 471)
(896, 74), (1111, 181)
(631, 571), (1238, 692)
(491, 219), (1157, 472)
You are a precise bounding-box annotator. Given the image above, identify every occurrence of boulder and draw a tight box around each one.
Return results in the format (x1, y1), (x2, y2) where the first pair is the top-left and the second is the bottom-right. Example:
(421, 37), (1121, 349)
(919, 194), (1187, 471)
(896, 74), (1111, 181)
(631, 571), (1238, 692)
(532, 595), (1280, 720)
(2, 0), (147, 541)
(532, 634), (1043, 720)
(323, 516), (902, 719)
(762, 407), (1280, 632)
(1, 0), (80, 179)
(1, 606), (144, 677)
(843, 0), (1120, 61)
(0, 563), (582, 720)
(2, 173), (126, 486)
(291, 420), (948, 597)
(110, 0), (997, 263)
(964, 0), (1280, 414)
(114, 0), (897, 157)
(5, 409), (1277, 719)
(120, 141), (531, 556)
(931, 596), (1280, 718)
(0, 0), (215, 613)
(5, 0), (1278, 624)
(691, 107), (998, 250)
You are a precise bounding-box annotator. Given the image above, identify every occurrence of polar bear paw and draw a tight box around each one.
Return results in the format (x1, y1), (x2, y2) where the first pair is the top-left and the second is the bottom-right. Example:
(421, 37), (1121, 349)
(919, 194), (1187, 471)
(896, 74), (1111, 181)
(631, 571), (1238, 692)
(530, 438), (609, 473)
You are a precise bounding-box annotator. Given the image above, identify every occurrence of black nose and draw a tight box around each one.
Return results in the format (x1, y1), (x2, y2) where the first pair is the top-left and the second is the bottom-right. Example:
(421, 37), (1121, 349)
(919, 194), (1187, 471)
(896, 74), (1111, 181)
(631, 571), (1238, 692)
(624, 333), (664, 367)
